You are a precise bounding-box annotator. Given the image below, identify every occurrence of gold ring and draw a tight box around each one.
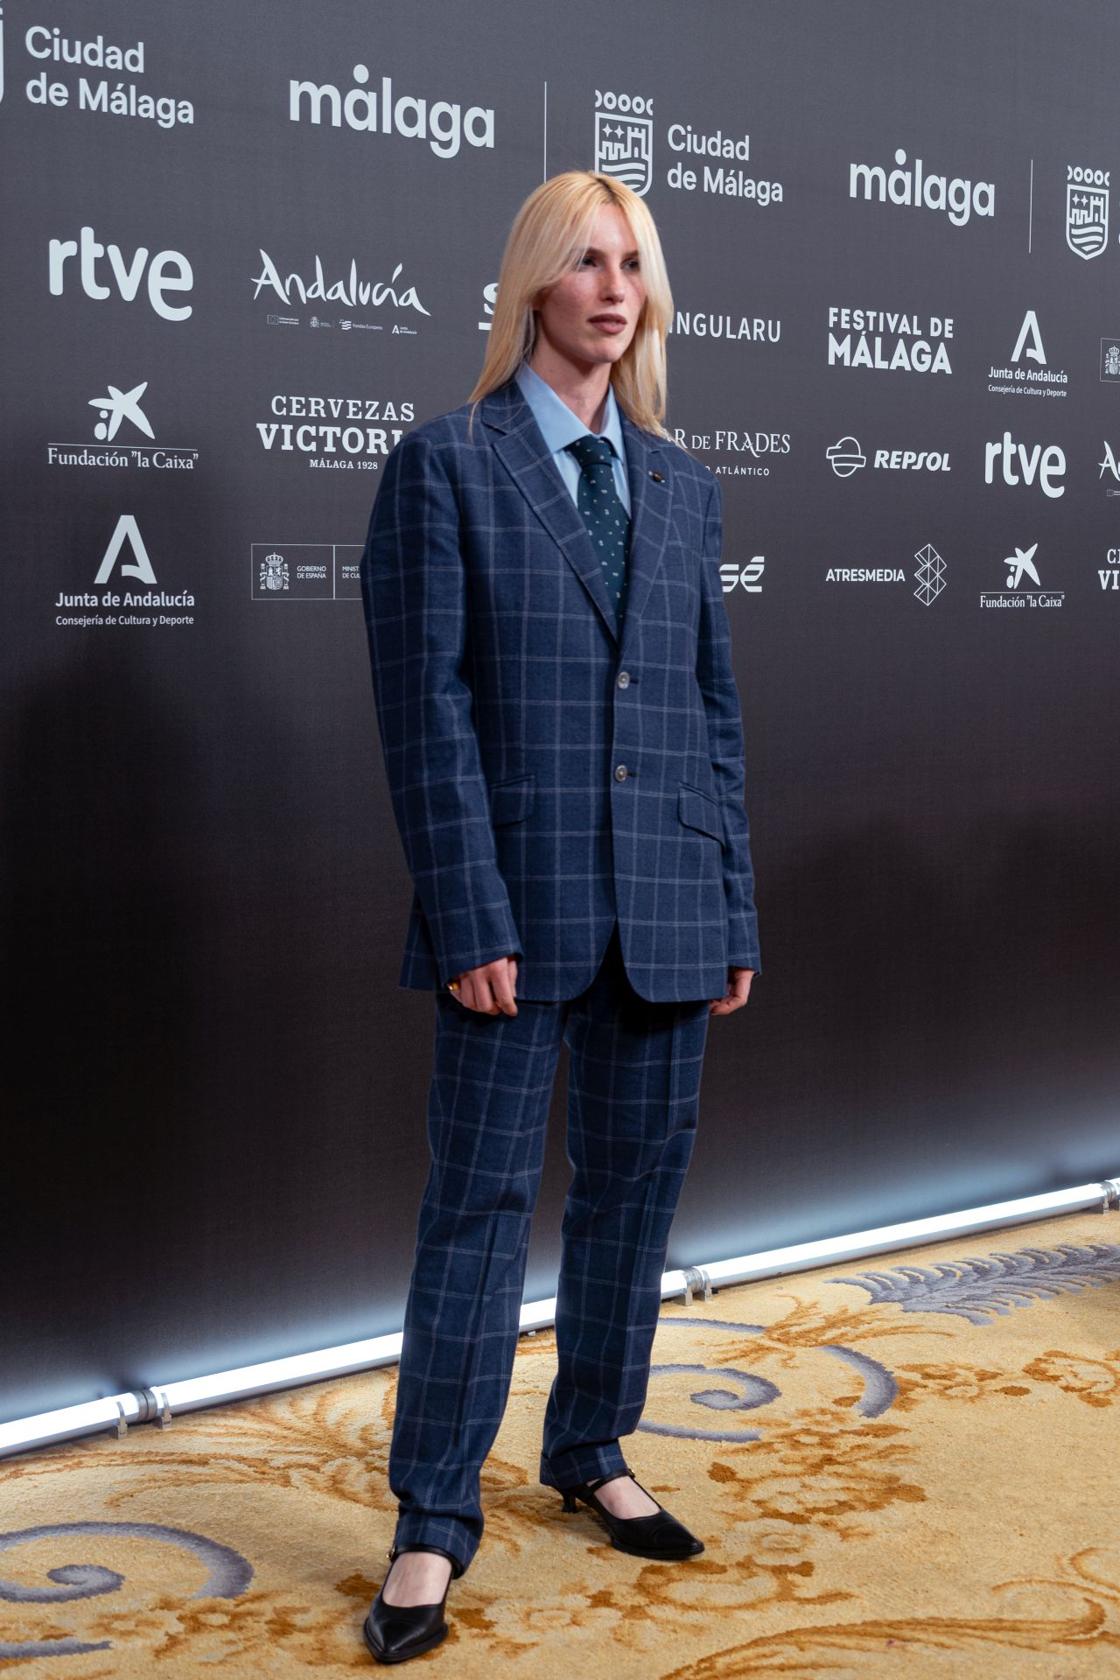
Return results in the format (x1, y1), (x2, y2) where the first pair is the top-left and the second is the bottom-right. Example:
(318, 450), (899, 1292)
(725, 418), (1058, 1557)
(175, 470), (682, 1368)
(448, 980), (460, 992)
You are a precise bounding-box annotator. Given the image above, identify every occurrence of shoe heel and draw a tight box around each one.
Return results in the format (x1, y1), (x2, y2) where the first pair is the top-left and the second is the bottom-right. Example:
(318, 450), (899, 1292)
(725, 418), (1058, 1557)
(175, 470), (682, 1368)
(560, 1488), (580, 1513)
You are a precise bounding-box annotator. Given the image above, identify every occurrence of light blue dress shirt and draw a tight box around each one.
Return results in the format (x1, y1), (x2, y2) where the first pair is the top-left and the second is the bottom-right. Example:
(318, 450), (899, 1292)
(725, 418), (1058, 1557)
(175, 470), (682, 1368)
(514, 359), (632, 515)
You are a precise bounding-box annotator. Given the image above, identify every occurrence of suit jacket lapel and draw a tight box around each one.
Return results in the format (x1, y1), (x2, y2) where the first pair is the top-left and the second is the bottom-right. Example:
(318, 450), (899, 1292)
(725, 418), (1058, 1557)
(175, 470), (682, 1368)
(617, 408), (672, 653)
(482, 378), (672, 652)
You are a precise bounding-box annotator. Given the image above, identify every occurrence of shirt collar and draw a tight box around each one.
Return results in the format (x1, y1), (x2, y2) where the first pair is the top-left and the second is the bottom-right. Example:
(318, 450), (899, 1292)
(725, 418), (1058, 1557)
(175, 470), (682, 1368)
(514, 359), (626, 461)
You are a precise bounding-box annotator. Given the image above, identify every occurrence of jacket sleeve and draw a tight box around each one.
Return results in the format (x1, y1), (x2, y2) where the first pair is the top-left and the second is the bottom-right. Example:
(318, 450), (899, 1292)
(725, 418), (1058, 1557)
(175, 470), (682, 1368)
(695, 473), (762, 975)
(358, 430), (523, 986)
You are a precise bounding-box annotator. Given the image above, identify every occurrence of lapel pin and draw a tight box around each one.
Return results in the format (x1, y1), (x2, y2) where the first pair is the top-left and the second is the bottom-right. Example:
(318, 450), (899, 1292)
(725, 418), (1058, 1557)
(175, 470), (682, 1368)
(649, 469), (665, 482)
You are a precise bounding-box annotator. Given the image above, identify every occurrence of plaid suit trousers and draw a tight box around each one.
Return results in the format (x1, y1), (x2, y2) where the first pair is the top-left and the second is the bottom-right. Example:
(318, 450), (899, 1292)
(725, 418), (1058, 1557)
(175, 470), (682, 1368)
(387, 921), (710, 1574)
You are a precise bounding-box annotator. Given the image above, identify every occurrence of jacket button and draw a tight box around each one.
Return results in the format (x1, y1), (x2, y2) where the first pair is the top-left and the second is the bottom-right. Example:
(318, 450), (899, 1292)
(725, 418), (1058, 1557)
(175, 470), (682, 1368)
(617, 671), (630, 688)
(614, 764), (629, 781)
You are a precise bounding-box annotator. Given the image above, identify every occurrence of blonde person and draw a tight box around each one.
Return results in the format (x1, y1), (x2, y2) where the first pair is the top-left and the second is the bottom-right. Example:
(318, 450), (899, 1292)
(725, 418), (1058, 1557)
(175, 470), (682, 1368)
(357, 169), (760, 1664)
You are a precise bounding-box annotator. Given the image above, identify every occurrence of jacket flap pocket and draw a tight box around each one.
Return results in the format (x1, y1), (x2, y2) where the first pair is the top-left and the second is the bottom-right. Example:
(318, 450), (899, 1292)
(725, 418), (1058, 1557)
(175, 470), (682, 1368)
(490, 772), (535, 827)
(678, 781), (724, 844)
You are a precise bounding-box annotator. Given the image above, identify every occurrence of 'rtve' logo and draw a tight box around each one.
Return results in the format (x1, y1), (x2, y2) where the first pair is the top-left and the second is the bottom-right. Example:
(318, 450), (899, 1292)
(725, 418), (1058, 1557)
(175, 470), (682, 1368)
(48, 226), (194, 321)
(983, 431), (1066, 498)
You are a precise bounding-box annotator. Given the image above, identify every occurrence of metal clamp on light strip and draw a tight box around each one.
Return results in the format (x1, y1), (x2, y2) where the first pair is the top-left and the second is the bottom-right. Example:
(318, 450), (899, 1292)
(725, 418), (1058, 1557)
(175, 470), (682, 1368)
(676, 1265), (714, 1306)
(1099, 1179), (1120, 1211)
(128, 1387), (174, 1428)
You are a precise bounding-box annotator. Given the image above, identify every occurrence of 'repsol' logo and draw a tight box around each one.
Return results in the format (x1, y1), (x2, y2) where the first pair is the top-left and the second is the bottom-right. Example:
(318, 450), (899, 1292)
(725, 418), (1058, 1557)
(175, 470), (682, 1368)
(826, 436), (866, 477)
(1066, 165), (1109, 260)
(980, 541), (1063, 609)
(913, 543), (947, 605)
(826, 436), (951, 476)
(259, 552), (289, 592)
(594, 90), (653, 196)
(848, 147), (995, 227)
(719, 557), (765, 594)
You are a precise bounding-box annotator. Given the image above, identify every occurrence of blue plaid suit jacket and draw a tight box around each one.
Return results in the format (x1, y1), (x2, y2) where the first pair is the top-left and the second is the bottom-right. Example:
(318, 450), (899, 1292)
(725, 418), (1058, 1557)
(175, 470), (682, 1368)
(358, 374), (761, 1003)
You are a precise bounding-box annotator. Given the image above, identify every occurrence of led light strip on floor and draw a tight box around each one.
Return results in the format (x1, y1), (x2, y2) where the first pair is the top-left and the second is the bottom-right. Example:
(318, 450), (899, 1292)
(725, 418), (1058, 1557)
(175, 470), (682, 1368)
(4, 1176), (1117, 1461)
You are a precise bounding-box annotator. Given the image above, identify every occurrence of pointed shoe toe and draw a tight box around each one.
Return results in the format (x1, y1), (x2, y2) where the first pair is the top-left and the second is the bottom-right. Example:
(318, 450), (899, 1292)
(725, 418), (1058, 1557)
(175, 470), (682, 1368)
(558, 1467), (705, 1561)
(363, 1600), (448, 1666)
(362, 1545), (461, 1665)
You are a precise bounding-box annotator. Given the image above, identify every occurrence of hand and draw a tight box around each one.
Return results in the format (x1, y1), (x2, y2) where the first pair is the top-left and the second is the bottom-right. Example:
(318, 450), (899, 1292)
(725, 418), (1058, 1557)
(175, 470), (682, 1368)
(709, 967), (754, 1017)
(448, 955), (519, 1016)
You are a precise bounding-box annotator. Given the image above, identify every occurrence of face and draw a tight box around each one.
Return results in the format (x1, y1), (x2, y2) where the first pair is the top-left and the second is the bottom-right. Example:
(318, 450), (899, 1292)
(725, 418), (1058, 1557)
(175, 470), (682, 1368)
(532, 202), (647, 373)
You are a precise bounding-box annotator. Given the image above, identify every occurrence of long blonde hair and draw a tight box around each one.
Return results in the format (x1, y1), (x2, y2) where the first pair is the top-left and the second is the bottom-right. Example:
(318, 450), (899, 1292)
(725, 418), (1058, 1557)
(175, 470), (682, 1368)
(467, 170), (673, 440)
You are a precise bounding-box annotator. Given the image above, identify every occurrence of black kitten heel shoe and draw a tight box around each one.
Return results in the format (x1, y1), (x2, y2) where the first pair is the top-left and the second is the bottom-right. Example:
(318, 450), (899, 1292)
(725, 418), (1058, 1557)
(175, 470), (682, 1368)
(362, 1543), (463, 1665)
(558, 1466), (705, 1560)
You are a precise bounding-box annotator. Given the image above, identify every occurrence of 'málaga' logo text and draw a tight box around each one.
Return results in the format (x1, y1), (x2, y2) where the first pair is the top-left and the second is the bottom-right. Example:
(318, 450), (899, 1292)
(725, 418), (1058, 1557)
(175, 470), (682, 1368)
(849, 147), (995, 227)
(289, 63), (494, 158)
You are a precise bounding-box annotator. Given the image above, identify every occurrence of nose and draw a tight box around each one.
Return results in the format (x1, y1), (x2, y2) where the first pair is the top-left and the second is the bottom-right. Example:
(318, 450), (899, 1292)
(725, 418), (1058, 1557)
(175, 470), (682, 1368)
(601, 263), (626, 300)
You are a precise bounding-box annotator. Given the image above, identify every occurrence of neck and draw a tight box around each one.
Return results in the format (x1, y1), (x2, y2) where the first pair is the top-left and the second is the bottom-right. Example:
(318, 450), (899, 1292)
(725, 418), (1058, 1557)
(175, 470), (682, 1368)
(525, 346), (613, 433)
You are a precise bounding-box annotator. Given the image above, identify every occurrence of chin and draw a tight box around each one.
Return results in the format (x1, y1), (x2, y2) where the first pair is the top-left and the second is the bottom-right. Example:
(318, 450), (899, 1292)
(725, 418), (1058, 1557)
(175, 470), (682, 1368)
(589, 338), (630, 360)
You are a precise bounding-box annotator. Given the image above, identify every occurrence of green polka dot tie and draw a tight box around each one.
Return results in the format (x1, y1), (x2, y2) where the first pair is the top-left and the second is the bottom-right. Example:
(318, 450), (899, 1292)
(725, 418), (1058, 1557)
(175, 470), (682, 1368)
(565, 433), (631, 627)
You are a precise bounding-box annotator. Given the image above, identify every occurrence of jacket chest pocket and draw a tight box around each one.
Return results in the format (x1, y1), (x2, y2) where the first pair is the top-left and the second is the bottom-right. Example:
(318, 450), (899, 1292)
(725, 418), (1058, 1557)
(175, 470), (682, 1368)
(490, 771), (535, 827)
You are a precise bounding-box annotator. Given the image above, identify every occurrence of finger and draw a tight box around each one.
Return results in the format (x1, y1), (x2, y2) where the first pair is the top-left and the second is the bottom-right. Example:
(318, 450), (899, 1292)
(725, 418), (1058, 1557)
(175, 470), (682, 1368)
(463, 974), (495, 1014)
(489, 965), (518, 1016)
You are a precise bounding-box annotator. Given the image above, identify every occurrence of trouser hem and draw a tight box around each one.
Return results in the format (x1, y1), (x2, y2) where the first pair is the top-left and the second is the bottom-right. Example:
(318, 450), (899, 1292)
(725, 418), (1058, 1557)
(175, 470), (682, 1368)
(538, 1442), (629, 1492)
(390, 1517), (474, 1578)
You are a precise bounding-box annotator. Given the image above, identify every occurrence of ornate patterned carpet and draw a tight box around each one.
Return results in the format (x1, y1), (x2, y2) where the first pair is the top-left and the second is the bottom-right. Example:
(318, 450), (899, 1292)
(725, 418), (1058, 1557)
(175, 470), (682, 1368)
(3, 1207), (1118, 1676)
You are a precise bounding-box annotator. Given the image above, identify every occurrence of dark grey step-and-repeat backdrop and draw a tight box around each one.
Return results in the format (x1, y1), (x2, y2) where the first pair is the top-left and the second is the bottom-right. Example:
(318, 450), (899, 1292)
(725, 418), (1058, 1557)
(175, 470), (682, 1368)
(3, 1), (1118, 1426)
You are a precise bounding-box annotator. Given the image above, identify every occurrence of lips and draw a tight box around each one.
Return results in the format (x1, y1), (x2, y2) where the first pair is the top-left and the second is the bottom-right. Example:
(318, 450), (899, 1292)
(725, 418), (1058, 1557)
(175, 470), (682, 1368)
(589, 315), (627, 331)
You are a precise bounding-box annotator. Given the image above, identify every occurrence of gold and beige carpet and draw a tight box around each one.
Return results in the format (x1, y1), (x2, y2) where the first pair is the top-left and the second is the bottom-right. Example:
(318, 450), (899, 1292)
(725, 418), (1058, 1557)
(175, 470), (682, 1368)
(3, 1206), (1119, 1676)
